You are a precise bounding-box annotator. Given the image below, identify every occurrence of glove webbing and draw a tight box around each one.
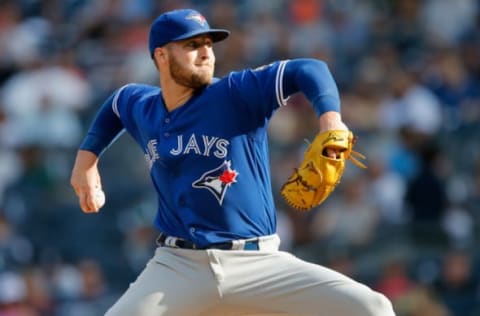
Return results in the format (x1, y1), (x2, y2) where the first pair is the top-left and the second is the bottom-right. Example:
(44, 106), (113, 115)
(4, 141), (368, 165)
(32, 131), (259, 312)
(347, 150), (367, 169)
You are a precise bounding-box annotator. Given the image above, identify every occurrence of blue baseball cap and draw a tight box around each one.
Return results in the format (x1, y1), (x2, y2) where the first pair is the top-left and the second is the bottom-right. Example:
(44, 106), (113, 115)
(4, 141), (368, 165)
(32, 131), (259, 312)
(149, 9), (230, 56)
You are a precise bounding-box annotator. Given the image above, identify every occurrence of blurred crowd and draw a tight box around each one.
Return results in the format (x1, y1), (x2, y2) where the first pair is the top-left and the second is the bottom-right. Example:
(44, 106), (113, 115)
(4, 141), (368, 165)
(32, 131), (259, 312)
(1, 0), (480, 315)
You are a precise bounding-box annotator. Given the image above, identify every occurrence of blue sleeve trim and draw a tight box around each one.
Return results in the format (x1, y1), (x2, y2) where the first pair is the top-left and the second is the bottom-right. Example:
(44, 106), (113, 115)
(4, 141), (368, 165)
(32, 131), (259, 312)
(79, 90), (125, 155)
(283, 58), (340, 116)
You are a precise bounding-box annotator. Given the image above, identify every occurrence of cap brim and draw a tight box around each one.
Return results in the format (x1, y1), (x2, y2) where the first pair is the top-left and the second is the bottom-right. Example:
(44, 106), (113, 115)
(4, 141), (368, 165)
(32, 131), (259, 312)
(172, 29), (230, 43)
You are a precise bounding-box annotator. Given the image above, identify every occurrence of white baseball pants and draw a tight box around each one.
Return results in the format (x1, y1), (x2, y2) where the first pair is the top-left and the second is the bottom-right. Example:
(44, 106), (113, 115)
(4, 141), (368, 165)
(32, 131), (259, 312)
(105, 234), (395, 316)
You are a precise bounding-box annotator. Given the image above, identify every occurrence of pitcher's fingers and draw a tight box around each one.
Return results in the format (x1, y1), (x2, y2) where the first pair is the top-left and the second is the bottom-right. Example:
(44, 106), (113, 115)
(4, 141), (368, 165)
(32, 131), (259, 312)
(80, 191), (99, 213)
(324, 147), (341, 159)
(79, 192), (91, 213)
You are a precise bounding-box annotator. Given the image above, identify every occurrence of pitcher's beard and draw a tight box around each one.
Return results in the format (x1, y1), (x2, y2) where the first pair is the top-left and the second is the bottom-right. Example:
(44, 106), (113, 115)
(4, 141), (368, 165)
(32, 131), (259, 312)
(169, 56), (213, 90)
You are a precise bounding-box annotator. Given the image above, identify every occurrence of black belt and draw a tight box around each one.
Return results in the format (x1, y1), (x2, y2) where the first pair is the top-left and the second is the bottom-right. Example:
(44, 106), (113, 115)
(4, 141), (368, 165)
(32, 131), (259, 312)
(156, 233), (260, 250)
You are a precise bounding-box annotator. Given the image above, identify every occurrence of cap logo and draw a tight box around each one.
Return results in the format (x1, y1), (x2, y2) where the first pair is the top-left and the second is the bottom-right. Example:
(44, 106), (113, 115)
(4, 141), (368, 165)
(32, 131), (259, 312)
(185, 12), (207, 26)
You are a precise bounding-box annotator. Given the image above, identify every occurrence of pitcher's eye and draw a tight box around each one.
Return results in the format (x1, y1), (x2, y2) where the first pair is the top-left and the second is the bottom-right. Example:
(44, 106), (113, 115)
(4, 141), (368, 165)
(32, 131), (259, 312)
(186, 41), (199, 49)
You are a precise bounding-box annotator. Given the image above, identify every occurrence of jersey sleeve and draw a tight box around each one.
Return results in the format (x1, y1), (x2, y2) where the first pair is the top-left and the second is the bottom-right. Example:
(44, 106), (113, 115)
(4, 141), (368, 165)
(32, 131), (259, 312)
(282, 58), (341, 116)
(226, 58), (340, 124)
(79, 84), (134, 156)
(226, 60), (289, 123)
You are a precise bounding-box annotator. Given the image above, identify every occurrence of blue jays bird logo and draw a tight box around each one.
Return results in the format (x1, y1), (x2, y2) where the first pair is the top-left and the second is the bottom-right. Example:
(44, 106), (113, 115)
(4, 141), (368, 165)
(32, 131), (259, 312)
(192, 161), (238, 205)
(186, 13), (207, 26)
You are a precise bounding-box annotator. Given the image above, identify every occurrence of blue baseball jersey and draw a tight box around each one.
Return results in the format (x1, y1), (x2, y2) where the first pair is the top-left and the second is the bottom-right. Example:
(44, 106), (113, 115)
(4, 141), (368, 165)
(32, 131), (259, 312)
(80, 59), (340, 247)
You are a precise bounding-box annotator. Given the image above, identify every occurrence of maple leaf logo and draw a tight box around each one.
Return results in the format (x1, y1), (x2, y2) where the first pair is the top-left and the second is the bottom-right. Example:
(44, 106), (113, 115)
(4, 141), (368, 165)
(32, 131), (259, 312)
(219, 169), (237, 184)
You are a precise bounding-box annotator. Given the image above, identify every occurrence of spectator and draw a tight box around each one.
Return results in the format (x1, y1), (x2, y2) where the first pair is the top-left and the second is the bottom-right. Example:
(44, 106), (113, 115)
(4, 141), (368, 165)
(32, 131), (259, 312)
(394, 286), (451, 316)
(311, 175), (380, 249)
(0, 215), (33, 269)
(405, 141), (449, 247)
(434, 249), (480, 316)
(424, 49), (480, 130)
(55, 260), (117, 316)
(378, 68), (443, 135)
(0, 271), (38, 316)
(374, 255), (415, 303)
(366, 157), (407, 226)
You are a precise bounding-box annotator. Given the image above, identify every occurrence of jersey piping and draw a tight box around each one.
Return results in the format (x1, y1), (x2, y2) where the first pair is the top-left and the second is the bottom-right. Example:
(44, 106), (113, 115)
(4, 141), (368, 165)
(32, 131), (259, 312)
(112, 84), (130, 118)
(275, 60), (289, 107)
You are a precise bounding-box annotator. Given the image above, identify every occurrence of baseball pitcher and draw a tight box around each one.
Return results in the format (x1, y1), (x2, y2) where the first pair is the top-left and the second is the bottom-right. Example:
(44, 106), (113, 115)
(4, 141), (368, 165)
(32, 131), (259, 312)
(71, 8), (396, 316)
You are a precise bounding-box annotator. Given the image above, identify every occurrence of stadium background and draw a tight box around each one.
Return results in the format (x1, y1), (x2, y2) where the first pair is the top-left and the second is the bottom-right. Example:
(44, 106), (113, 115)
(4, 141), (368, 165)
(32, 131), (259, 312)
(1, 0), (480, 315)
